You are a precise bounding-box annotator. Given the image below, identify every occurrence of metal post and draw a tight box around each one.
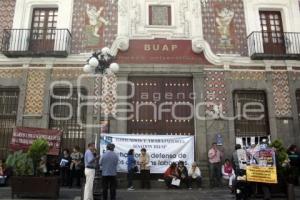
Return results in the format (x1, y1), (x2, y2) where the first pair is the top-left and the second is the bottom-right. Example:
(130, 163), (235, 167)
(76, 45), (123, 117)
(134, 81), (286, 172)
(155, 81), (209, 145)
(93, 76), (102, 200)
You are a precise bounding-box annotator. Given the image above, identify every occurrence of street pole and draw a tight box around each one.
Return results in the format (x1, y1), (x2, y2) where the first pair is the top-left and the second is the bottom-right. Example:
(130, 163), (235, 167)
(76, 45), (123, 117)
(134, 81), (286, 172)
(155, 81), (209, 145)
(83, 47), (119, 200)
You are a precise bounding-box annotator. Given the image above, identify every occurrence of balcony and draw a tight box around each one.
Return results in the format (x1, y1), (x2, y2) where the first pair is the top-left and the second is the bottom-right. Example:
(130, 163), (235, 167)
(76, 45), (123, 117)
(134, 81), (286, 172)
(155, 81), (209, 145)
(248, 31), (300, 60)
(1, 29), (72, 57)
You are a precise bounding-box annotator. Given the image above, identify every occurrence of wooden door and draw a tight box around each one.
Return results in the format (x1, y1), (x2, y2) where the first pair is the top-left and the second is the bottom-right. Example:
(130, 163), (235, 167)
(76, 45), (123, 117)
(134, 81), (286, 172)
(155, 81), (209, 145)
(30, 8), (58, 53)
(260, 11), (285, 55)
(127, 77), (194, 135)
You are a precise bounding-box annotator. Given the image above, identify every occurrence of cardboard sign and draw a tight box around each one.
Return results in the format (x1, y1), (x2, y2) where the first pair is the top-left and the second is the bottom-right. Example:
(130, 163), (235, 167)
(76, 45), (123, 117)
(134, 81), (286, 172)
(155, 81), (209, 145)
(246, 166), (277, 184)
(10, 127), (62, 155)
(246, 146), (277, 184)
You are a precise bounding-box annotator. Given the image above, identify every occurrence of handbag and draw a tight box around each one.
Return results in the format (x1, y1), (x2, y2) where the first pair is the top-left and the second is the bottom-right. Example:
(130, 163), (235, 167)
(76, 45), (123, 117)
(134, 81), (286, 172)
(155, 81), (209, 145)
(171, 178), (181, 186)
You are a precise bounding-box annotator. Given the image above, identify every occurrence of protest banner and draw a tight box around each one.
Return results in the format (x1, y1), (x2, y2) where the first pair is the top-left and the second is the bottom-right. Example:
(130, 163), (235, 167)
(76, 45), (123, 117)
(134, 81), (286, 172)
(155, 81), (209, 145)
(100, 134), (194, 173)
(246, 145), (277, 184)
(10, 127), (62, 155)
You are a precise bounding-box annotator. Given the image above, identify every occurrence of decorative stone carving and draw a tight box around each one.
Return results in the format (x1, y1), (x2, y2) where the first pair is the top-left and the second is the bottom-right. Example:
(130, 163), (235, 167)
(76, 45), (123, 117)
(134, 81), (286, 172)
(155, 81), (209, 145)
(216, 8), (234, 47)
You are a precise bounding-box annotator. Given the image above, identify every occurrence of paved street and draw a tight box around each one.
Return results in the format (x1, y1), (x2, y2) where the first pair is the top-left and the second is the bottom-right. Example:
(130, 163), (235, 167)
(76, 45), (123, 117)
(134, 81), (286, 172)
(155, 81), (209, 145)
(0, 187), (299, 200)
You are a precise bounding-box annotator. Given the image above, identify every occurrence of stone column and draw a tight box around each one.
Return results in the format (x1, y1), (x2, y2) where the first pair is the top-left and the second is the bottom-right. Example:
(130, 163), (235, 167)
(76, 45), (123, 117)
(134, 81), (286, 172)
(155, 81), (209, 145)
(192, 72), (207, 162)
(109, 72), (129, 134)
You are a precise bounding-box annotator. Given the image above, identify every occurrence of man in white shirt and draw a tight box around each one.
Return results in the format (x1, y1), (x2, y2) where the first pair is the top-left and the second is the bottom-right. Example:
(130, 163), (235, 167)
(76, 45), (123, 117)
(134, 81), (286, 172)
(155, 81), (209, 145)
(187, 162), (202, 189)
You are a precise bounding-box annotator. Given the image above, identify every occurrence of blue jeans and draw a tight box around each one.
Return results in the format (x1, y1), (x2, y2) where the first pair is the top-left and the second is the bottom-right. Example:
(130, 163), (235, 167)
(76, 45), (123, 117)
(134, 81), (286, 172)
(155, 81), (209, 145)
(127, 168), (135, 188)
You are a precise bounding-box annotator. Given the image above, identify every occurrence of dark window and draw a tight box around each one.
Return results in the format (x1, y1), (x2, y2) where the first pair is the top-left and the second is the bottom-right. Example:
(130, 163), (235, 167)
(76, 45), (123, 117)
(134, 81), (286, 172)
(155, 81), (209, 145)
(49, 88), (87, 153)
(259, 11), (285, 54)
(149, 5), (171, 26)
(30, 8), (58, 52)
(127, 77), (194, 135)
(233, 90), (270, 137)
(0, 88), (19, 159)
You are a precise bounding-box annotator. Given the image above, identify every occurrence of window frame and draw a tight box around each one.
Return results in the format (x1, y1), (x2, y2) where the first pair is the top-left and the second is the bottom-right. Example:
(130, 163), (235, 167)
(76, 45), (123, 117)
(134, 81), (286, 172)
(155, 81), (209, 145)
(148, 5), (172, 26)
(233, 90), (270, 138)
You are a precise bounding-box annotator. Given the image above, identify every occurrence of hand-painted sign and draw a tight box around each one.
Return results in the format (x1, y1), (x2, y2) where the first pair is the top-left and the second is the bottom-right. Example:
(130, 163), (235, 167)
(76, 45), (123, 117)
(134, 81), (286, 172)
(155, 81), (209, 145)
(246, 145), (277, 184)
(10, 127), (62, 155)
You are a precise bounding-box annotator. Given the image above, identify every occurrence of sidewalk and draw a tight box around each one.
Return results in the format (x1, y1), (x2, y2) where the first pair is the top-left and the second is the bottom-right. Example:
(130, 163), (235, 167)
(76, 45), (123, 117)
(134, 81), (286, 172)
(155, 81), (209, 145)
(0, 186), (299, 200)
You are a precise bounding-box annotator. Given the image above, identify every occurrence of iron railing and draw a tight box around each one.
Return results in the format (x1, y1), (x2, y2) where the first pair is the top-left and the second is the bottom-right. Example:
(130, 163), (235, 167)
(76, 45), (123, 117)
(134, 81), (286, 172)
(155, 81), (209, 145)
(247, 31), (300, 60)
(1, 28), (72, 57)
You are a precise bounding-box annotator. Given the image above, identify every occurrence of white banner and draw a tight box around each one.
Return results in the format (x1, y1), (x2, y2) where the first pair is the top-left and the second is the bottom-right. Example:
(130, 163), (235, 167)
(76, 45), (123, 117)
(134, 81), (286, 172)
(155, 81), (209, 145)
(100, 134), (194, 173)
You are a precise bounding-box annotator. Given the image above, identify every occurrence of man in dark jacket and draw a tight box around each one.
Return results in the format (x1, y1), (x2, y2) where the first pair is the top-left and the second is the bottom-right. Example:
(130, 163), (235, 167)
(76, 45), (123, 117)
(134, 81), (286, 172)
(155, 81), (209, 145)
(100, 143), (119, 200)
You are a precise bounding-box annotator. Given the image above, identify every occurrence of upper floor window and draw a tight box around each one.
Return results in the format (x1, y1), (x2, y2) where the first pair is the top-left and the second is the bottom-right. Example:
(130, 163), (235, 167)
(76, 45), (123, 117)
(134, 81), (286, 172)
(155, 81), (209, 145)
(149, 5), (171, 26)
(259, 11), (285, 55)
(30, 8), (58, 52)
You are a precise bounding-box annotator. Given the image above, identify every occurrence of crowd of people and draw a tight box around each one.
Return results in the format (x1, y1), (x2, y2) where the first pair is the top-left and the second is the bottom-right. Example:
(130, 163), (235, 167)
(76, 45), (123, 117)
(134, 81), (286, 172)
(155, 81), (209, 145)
(0, 140), (299, 200)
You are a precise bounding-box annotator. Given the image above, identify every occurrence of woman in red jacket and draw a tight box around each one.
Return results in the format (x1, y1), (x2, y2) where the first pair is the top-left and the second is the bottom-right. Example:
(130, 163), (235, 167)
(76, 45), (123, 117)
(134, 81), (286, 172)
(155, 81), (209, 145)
(164, 162), (179, 189)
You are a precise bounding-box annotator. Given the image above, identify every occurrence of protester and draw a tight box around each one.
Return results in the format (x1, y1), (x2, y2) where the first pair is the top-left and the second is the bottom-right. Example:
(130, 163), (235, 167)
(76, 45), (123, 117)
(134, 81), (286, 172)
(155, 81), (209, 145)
(232, 144), (247, 173)
(70, 146), (84, 188)
(247, 142), (259, 165)
(83, 143), (98, 200)
(0, 160), (7, 186)
(177, 161), (189, 188)
(287, 144), (300, 185)
(164, 162), (179, 189)
(221, 159), (235, 190)
(59, 149), (71, 186)
(127, 149), (137, 191)
(100, 143), (119, 200)
(187, 162), (202, 189)
(208, 142), (222, 187)
(139, 148), (151, 189)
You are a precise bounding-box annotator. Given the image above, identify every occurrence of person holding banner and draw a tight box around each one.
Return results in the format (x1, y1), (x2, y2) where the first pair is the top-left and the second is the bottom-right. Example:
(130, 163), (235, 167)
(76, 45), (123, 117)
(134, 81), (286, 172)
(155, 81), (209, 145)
(139, 148), (151, 189)
(127, 149), (137, 191)
(208, 143), (222, 187)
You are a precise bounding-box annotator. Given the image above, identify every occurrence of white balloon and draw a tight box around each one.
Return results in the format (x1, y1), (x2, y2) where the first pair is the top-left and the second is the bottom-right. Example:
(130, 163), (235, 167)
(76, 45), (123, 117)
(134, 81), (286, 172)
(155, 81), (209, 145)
(83, 64), (93, 73)
(101, 47), (110, 54)
(88, 57), (99, 68)
(109, 63), (119, 73)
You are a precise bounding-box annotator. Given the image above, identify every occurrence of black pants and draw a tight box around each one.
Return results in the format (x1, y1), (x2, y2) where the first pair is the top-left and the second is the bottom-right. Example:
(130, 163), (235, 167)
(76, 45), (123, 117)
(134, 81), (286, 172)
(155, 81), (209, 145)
(102, 176), (117, 200)
(188, 176), (202, 188)
(165, 177), (175, 188)
(127, 169), (135, 188)
(70, 168), (81, 187)
(180, 177), (189, 188)
(209, 162), (221, 187)
(140, 169), (151, 189)
(60, 167), (70, 186)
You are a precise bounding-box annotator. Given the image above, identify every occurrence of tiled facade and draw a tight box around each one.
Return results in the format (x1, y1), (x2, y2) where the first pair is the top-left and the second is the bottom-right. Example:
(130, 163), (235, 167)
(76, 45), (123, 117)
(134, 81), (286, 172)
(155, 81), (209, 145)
(202, 0), (248, 55)
(0, 0), (16, 46)
(71, 0), (118, 53)
(0, 0), (300, 163)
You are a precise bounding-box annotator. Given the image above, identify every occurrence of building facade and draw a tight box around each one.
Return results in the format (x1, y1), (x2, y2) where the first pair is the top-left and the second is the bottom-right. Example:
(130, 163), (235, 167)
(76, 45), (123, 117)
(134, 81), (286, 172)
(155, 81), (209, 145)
(0, 0), (300, 165)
